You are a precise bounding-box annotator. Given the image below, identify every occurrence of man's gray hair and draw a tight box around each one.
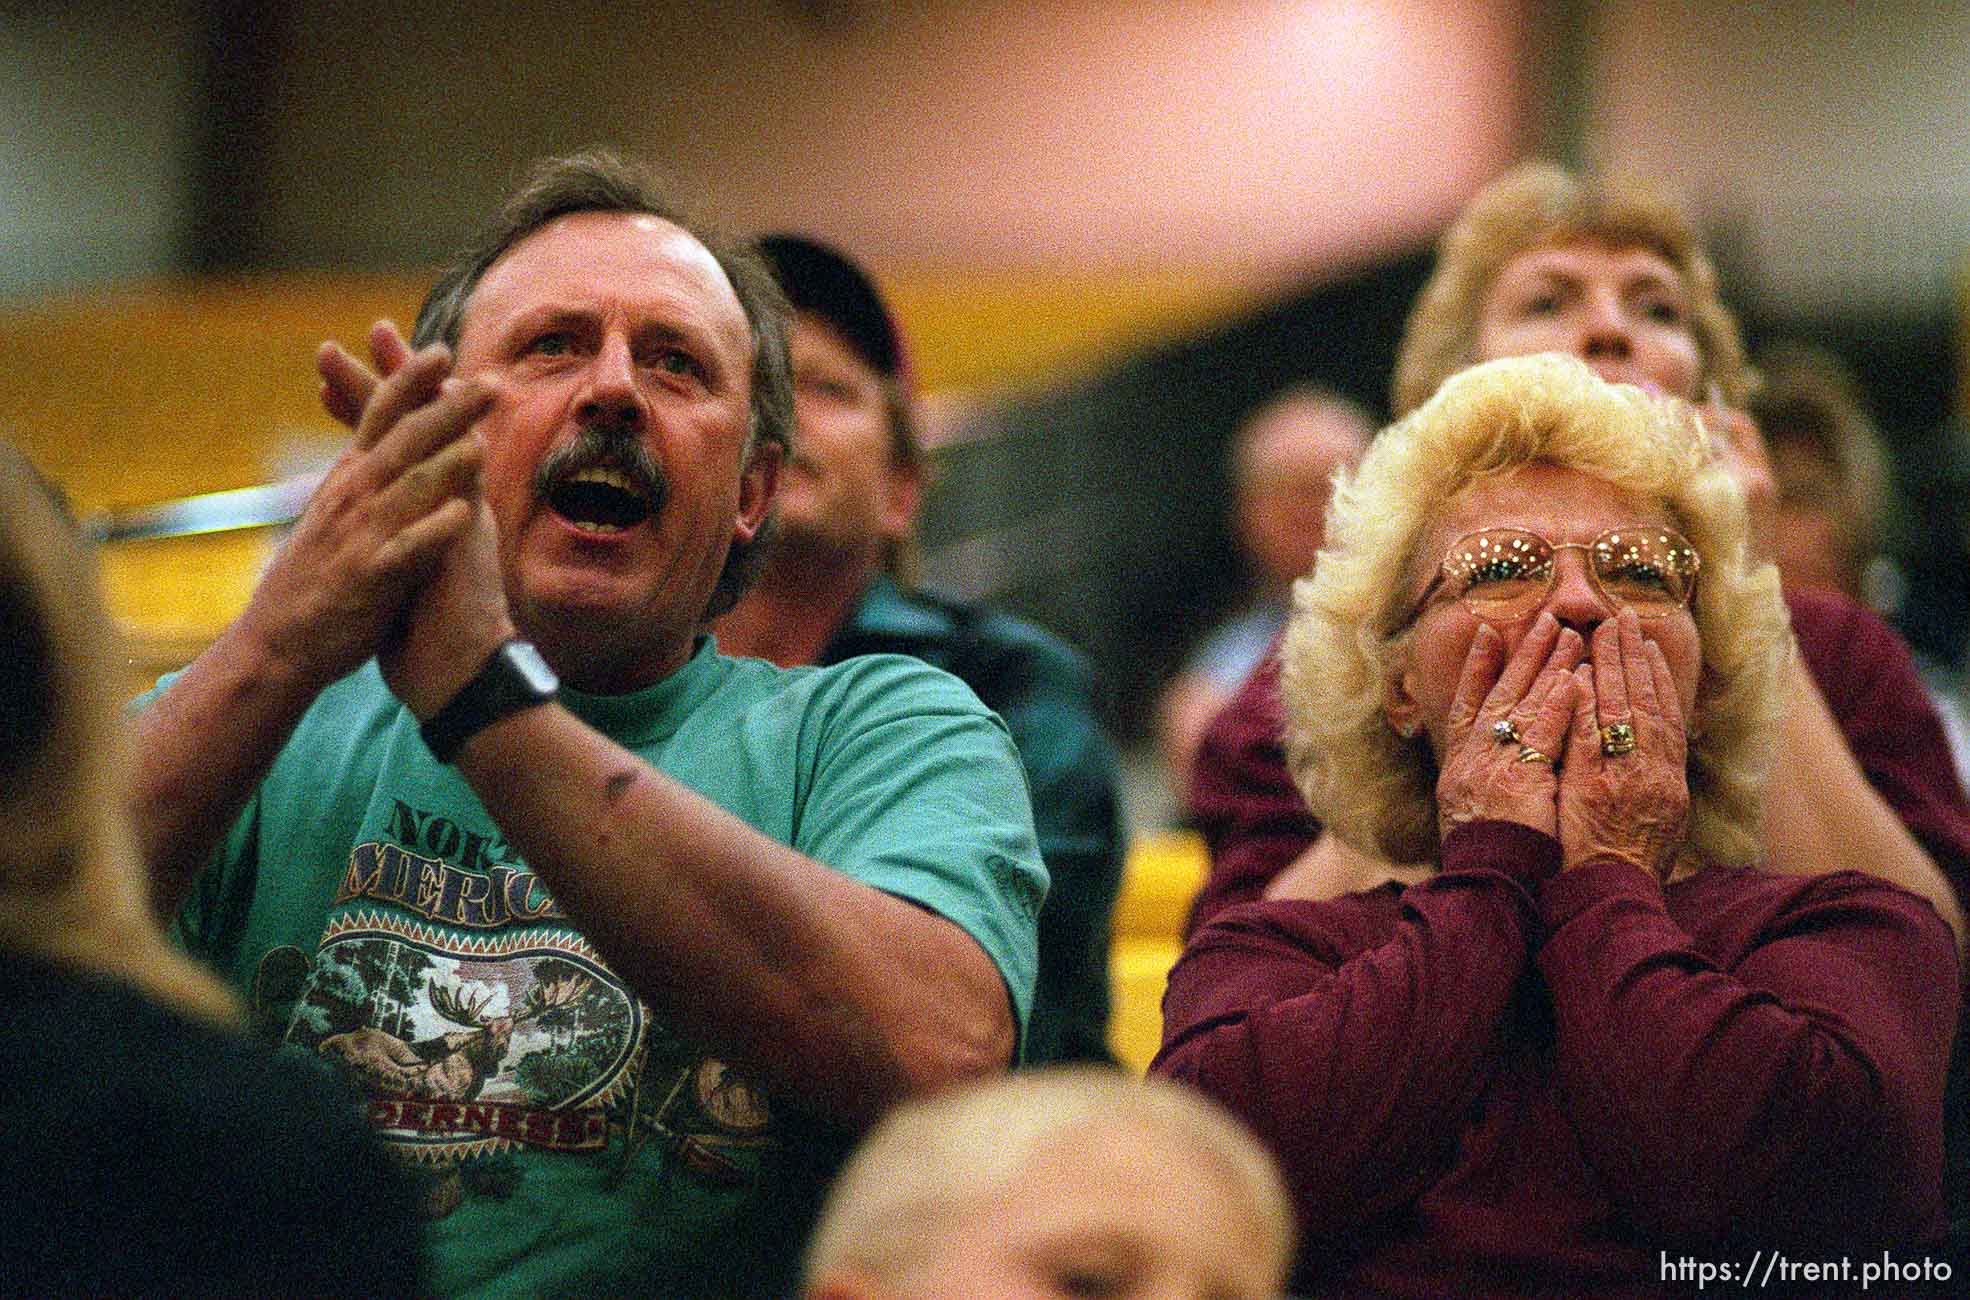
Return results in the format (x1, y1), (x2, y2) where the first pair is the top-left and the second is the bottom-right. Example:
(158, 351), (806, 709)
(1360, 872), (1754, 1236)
(411, 149), (794, 618)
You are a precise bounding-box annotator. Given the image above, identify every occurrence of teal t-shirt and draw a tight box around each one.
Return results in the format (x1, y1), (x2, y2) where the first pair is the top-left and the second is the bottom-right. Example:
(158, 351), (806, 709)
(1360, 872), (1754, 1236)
(167, 637), (1045, 1298)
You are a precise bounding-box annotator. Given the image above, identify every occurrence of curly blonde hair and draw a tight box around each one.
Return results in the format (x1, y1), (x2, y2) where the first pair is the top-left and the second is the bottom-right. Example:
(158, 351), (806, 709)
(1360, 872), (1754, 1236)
(1280, 354), (1788, 869)
(1392, 161), (1752, 417)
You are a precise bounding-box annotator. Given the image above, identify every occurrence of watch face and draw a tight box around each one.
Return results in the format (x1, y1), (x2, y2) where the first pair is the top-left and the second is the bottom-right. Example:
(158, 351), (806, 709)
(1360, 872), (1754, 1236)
(507, 641), (560, 694)
(421, 639), (559, 763)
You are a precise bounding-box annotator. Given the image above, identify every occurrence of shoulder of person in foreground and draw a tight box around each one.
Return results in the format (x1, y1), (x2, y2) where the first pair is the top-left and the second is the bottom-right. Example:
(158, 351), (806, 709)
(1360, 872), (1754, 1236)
(0, 949), (423, 1297)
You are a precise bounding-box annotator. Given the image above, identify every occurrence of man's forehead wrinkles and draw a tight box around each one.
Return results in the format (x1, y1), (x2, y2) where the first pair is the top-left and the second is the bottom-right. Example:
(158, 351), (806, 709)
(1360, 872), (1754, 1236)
(502, 300), (713, 341)
(457, 223), (749, 366)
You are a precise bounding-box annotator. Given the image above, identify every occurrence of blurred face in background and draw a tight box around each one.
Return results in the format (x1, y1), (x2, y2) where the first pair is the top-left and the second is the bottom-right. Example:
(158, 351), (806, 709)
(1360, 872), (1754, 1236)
(1235, 397), (1372, 590)
(1474, 241), (1703, 401)
(1768, 436), (1861, 597)
(775, 312), (920, 566)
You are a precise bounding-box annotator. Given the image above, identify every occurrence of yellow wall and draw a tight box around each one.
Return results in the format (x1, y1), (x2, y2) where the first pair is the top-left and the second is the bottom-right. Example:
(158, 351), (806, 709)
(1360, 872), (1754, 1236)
(887, 269), (1260, 394)
(3, 275), (426, 663)
(1106, 829), (1208, 1074)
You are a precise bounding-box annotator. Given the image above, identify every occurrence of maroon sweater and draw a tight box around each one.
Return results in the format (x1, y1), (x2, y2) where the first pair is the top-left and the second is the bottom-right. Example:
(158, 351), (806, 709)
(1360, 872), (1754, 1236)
(1153, 820), (1959, 1298)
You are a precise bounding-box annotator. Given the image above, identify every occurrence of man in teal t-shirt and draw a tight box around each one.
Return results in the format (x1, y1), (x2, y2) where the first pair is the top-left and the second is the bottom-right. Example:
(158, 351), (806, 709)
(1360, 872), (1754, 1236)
(136, 150), (1043, 1299)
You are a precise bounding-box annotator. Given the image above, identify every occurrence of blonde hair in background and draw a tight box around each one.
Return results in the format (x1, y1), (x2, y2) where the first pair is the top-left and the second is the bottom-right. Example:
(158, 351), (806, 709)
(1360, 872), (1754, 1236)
(803, 1066), (1294, 1291)
(0, 438), (236, 1026)
(1393, 161), (1754, 418)
(1280, 354), (1789, 869)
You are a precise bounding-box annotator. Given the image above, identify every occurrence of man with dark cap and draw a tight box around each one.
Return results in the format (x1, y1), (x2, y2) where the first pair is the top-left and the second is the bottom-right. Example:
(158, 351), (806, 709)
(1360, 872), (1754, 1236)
(715, 234), (1125, 1065)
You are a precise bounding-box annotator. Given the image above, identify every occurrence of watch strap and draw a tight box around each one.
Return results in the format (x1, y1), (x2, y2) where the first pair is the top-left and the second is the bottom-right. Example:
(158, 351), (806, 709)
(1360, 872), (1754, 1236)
(419, 639), (559, 763)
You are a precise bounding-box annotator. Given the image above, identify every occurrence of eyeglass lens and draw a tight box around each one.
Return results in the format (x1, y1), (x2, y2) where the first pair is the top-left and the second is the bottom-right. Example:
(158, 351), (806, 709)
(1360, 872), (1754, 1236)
(1442, 527), (1698, 619)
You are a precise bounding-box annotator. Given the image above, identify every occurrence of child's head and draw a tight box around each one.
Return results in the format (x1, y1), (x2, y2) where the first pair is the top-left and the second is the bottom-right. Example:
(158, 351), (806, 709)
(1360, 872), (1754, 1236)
(804, 1067), (1292, 1300)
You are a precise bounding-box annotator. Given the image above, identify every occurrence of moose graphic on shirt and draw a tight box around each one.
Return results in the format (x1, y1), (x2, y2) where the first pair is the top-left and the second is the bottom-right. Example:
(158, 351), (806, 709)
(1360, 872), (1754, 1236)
(282, 920), (645, 1135)
(321, 970), (591, 1102)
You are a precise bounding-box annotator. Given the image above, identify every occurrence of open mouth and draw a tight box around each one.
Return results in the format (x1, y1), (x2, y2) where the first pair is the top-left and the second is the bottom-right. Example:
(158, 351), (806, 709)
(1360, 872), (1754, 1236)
(547, 467), (655, 533)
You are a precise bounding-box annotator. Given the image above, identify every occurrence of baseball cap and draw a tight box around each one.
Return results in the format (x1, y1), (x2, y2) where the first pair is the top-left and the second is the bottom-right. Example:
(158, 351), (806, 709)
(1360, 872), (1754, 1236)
(756, 233), (907, 383)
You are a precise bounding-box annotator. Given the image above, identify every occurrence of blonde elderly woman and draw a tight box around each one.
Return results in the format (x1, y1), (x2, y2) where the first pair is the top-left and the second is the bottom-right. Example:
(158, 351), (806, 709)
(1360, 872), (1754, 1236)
(1154, 356), (1957, 1298)
(0, 439), (421, 1296)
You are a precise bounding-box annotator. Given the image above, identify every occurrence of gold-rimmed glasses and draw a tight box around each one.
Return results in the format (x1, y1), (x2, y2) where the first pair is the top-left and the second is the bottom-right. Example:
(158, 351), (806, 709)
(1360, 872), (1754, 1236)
(1397, 526), (1700, 628)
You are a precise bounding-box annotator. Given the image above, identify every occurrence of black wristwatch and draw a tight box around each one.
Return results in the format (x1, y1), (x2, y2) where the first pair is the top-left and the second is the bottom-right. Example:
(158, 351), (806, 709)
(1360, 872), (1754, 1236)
(419, 639), (560, 763)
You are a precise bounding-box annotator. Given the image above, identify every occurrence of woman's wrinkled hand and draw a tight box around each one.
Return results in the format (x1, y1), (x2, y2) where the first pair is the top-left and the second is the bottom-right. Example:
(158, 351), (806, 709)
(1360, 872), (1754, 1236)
(1436, 612), (1585, 843)
(1557, 607), (1690, 880)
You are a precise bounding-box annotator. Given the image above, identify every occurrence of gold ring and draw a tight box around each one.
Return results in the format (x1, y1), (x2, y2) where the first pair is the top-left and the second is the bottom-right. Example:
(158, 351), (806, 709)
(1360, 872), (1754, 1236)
(1515, 745), (1554, 765)
(1492, 718), (1521, 745)
(1600, 722), (1637, 757)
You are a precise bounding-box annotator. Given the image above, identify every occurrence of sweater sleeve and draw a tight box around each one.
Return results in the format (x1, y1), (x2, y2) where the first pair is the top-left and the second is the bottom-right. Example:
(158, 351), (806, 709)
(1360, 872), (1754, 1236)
(1536, 859), (1958, 1247)
(1183, 654), (1322, 935)
(1152, 820), (1559, 1240)
(1789, 587), (1970, 908)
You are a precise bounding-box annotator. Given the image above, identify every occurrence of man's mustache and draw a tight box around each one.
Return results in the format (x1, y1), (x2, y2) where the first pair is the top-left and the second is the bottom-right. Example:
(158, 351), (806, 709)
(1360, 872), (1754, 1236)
(533, 419), (667, 510)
